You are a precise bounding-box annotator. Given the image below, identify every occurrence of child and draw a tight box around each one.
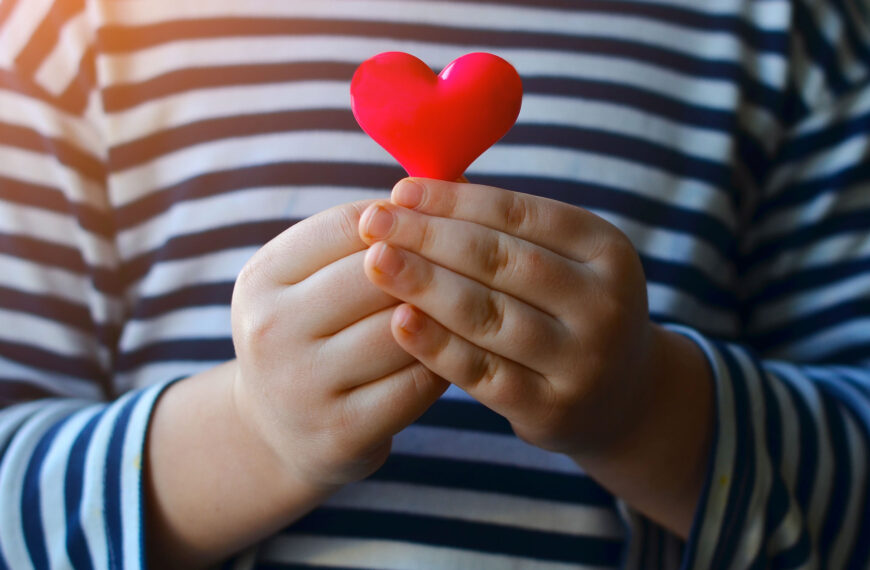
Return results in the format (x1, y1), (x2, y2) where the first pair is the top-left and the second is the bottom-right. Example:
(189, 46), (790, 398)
(1, 1), (868, 568)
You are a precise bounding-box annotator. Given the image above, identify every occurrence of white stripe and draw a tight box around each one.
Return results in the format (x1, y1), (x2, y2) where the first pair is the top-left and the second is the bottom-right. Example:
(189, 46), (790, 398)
(125, 247), (254, 298)
(99, 35), (741, 110)
(791, 75), (870, 137)
(0, 400), (84, 570)
(0, 307), (102, 359)
(827, 405), (866, 569)
(802, 0), (867, 84)
(0, 90), (101, 151)
(112, 128), (734, 225)
(767, 319), (870, 362)
(33, 10), (90, 96)
(744, 231), (870, 301)
(0, 145), (105, 209)
(119, 306), (231, 351)
(774, 365), (830, 568)
(392, 424), (584, 476)
(106, 80), (351, 145)
(764, 364), (806, 555)
(662, 325), (735, 570)
(326, 480), (624, 538)
(259, 534), (609, 570)
(764, 134), (870, 206)
(727, 347), (774, 570)
(121, 381), (172, 569)
(79, 391), (138, 570)
(0, 254), (120, 327)
(0, 201), (115, 268)
(0, 356), (105, 400)
(116, 186), (387, 258)
(749, 270), (870, 335)
(114, 360), (220, 393)
(648, 283), (738, 337)
(0, 0), (54, 65)
(40, 405), (101, 570)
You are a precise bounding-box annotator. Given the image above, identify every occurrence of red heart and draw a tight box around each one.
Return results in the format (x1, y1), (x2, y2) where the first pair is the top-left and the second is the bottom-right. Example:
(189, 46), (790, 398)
(350, 52), (523, 181)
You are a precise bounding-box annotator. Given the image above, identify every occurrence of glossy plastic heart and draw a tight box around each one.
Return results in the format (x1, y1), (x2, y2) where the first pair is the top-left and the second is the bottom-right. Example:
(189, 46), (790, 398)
(350, 52), (523, 181)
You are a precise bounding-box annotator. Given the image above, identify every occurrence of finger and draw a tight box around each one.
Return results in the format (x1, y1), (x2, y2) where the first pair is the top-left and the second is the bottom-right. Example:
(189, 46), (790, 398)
(247, 199), (377, 286)
(359, 200), (589, 316)
(316, 306), (417, 391)
(287, 249), (398, 337)
(390, 304), (551, 422)
(345, 361), (448, 444)
(364, 242), (567, 373)
(390, 178), (621, 264)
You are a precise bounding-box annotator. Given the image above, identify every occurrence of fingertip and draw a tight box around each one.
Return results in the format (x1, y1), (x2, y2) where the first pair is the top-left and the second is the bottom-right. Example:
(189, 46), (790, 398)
(393, 303), (426, 336)
(391, 178), (425, 209)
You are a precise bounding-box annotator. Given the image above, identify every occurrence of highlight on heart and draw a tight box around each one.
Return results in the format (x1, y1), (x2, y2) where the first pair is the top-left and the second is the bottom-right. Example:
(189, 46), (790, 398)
(350, 52), (523, 181)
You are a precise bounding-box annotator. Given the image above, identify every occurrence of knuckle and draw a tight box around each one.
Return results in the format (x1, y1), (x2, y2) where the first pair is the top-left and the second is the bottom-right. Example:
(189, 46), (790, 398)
(471, 291), (506, 340)
(467, 351), (498, 389)
(504, 193), (532, 234)
(479, 233), (513, 282)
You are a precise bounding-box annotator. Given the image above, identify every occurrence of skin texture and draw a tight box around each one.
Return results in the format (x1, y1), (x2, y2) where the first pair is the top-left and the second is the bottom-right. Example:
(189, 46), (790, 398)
(145, 179), (713, 567)
(358, 178), (714, 536)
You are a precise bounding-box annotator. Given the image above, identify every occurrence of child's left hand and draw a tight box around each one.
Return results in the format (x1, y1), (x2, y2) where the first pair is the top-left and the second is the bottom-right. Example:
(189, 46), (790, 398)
(357, 178), (659, 457)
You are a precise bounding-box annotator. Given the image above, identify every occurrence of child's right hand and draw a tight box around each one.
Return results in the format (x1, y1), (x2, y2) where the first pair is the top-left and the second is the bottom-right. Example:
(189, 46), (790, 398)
(230, 200), (448, 489)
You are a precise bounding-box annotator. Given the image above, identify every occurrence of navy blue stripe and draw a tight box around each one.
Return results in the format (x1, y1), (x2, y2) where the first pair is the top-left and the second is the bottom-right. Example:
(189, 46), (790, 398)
(65, 410), (103, 570)
(116, 338), (235, 372)
(754, 162), (870, 224)
(523, 76), (736, 132)
(290, 507), (624, 565)
(749, 299), (870, 352)
(745, 208), (870, 270)
(416, 398), (512, 435)
(0, 285), (97, 334)
(642, 255), (737, 311)
(820, 343), (870, 366)
(770, 528), (812, 567)
(778, 109), (870, 164)
(0, 380), (62, 407)
(113, 161), (401, 231)
(793, 0), (851, 97)
(121, 221), (290, 287)
(374, 453), (614, 506)
(0, 340), (107, 387)
(710, 345), (757, 568)
(747, 256), (870, 308)
(779, 370), (820, 521)
(504, 124), (735, 191)
(831, 0), (870, 67)
(817, 385), (852, 566)
(104, 391), (144, 570)
(21, 413), (71, 570)
(0, 232), (86, 274)
(132, 282), (235, 320)
(477, 174), (736, 258)
(0, 121), (104, 182)
(100, 4), (790, 55)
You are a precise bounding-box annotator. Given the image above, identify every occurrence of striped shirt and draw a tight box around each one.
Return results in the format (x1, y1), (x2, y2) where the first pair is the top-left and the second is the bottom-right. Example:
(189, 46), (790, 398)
(1, 0), (869, 568)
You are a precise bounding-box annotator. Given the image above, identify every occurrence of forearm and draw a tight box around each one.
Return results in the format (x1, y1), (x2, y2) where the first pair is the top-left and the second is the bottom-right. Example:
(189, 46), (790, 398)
(572, 324), (714, 538)
(144, 360), (336, 568)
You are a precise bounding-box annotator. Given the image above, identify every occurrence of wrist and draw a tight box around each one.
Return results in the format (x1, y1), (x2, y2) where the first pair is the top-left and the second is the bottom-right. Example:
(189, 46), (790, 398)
(570, 324), (714, 537)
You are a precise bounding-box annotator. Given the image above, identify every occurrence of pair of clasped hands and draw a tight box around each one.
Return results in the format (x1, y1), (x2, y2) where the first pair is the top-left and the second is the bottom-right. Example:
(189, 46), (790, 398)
(231, 177), (662, 490)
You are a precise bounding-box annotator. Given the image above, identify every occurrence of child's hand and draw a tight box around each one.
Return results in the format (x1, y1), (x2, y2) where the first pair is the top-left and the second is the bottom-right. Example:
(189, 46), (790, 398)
(231, 201), (448, 489)
(358, 179), (656, 457)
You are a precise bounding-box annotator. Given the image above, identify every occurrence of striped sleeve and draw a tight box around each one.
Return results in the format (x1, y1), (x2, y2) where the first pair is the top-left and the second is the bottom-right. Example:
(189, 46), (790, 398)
(675, 82), (870, 568)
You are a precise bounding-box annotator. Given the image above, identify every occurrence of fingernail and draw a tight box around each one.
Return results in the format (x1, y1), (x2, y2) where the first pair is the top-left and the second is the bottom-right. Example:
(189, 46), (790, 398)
(371, 242), (404, 276)
(392, 179), (424, 209)
(363, 205), (394, 239)
(398, 305), (424, 334)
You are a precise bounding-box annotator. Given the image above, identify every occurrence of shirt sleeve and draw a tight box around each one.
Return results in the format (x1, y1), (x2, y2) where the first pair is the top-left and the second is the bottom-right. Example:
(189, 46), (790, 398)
(0, 2), (174, 568)
(675, 68), (870, 570)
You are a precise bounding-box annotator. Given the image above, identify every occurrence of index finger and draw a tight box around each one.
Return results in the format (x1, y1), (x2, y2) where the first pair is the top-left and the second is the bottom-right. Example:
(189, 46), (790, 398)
(391, 178), (620, 263)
